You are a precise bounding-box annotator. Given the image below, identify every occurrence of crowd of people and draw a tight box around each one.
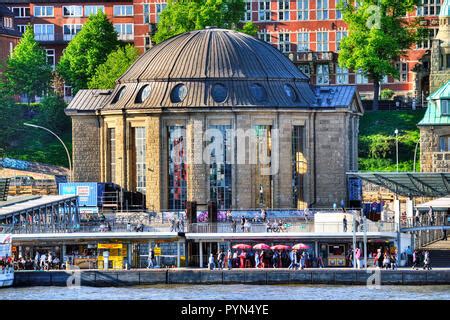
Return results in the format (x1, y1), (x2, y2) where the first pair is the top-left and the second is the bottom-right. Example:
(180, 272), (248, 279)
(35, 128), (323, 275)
(169, 217), (184, 232)
(0, 256), (13, 273)
(206, 248), (318, 270)
(5, 251), (62, 271)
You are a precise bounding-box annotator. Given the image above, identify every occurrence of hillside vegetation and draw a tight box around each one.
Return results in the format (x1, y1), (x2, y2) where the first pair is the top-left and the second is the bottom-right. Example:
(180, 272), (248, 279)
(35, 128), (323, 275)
(358, 110), (426, 172)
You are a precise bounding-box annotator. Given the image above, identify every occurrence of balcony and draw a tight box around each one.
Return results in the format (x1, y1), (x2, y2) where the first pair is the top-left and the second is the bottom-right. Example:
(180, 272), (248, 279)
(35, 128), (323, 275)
(118, 34), (134, 41)
(288, 51), (336, 63)
(34, 34), (55, 42)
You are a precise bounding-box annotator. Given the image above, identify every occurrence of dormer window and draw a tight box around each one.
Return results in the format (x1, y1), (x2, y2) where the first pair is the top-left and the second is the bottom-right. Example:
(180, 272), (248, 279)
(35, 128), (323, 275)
(442, 100), (449, 115)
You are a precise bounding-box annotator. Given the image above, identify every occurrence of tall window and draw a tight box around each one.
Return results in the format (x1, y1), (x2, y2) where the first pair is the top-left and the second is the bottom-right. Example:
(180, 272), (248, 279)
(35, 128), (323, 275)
(63, 24), (82, 41)
(254, 125), (272, 208)
(143, 4), (150, 23)
(108, 128), (116, 183)
(441, 100), (449, 115)
(114, 24), (134, 41)
(292, 126), (306, 209)
(336, 66), (349, 84)
(336, 30), (347, 51)
(395, 62), (408, 82)
(297, 32), (310, 52)
(243, 0), (252, 21)
(258, 31), (271, 43)
(335, 0), (342, 19)
(356, 70), (369, 84)
(63, 6), (82, 17)
(34, 6), (53, 17)
(45, 49), (55, 70)
(156, 3), (167, 23)
(278, 1), (290, 21)
(279, 33), (291, 52)
(208, 125), (232, 209)
(34, 24), (54, 41)
(134, 127), (147, 195)
(316, 64), (329, 84)
(297, 0), (309, 20)
(317, 0), (329, 20)
(168, 126), (187, 210)
(316, 31), (328, 51)
(417, 0), (441, 16)
(113, 5), (133, 16)
(12, 7), (30, 18)
(258, 1), (271, 21)
(417, 28), (438, 49)
(439, 135), (450, 152)
(85, 5), (104, 16)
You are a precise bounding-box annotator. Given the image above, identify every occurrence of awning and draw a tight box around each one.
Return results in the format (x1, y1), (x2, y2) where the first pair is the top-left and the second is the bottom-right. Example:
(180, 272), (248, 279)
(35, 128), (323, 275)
(416, 196), (450, 211)
(347, 172), (450, 197)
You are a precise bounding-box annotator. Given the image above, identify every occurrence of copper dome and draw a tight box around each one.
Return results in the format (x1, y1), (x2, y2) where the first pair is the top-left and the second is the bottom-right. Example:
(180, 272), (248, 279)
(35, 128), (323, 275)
(102, 28), (317, 110)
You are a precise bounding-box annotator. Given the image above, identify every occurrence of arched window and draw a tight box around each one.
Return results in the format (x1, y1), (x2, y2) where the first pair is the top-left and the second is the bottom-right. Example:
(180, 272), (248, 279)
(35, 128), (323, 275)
(249, 83), (267, 102)
(112, 86), (126, 104)
(170, 84), (188, 103)
(284, 84), (298, 102)
(135, 85), (151, 103)
(211, 83), (228, 103)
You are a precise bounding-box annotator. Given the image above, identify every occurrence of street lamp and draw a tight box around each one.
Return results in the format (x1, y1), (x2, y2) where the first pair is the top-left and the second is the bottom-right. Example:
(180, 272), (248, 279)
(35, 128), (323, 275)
(23, 123), (72, 181)
(394, 129), (399, 172)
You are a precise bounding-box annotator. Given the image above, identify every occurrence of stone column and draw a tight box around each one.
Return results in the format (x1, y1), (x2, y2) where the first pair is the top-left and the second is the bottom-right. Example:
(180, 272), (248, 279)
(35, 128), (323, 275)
(186, 116), (207, 204)
(199, 241), (203, 268)
(146, 116), (162, 211)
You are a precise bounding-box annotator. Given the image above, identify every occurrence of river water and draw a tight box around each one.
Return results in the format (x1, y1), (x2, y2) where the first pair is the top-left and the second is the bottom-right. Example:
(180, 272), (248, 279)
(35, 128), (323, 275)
(2, 284), (450, 300)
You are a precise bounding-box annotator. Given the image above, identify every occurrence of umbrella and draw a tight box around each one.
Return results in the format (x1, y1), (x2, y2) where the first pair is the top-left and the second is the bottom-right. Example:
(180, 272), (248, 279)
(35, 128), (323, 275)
(232, 244), (252, 250)
(253, 243), (271, 250)
(292, 243), (311, 250)
(270, 245), (291, 251)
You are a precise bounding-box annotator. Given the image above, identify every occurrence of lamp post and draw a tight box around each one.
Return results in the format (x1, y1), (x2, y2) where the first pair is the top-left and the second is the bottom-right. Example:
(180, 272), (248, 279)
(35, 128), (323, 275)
(24, 123), (72, 181)
(394, 129), (399, 172)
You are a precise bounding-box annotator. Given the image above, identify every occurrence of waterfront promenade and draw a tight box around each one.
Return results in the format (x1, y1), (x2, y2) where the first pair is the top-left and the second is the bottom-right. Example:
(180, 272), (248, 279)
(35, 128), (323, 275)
(13, 268), (450, 287)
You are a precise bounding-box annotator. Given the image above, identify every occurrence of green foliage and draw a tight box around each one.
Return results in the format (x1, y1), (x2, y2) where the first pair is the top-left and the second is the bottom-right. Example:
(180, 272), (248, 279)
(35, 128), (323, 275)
(88, 45), (140, 89)
(57, 11), (119, 93)
(34, 95), (71, 135)
(0, 80), (22, 149)
(337, 0), (423, 109)
(154, 0), (257, 44)
(359, 110), (425, 172)
(4, 26), (52, 102)
(238, 21), (258, 37)
(380, 89), (395, 100)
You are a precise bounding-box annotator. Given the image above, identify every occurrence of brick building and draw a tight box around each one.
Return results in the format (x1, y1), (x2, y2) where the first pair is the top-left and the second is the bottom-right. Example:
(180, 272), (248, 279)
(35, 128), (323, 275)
(0, 5), (19, 69)
(0, 0), (445, 102)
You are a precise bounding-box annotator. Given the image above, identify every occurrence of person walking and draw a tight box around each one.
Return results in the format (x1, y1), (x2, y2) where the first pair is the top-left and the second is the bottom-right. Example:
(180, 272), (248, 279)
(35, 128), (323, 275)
(147, 247), (155, 269)
(317, 253), (324, 268)
(272, 250), (279, 268)
(255, 251), (261, 268)
(343, 215), (348, 232)
(288, 250), (296, 270)
(412, 249), (420, 270)
(382, 251), (391, 270)
(231, 219), (237, 233)
(261, 209), (266, 222)
(208, 253), (215, 270)
(423, 251), (432, 270)
(34, 252), (40, 271)
(405, 246), (413, 266)
(227, 249), (233, 270)
(240, 216), (245, 233)
(300, 251), (307, 270)
(232, 250), (238, 268)
(355, 247), (361, 269)
(47, 252), (53, 270)
(217, 250), (225, 270)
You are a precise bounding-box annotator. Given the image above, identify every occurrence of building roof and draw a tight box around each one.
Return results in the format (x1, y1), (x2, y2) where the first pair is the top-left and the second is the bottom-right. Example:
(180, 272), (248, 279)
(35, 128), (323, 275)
(416, 196), (450, 211)
(418, 80), (450, 126)
(347, 172), (450, 197)
(98, 28), (359, 111)
(0, 5), (13, 17)
(65, 89), (112, 114)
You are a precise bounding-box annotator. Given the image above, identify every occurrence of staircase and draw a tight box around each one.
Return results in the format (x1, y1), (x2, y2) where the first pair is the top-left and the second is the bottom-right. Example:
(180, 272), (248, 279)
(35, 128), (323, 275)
(423, 239), (450, 268)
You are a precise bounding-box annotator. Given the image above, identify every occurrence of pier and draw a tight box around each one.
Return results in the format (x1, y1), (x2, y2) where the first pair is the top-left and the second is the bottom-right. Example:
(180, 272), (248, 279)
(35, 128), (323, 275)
(13, 268), (450, 287)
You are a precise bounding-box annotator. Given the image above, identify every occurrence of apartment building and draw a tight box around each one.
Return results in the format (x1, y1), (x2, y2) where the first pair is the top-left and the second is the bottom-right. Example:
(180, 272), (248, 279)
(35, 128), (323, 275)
(0, 0), (444, 102)
(0, 5), (19, 69)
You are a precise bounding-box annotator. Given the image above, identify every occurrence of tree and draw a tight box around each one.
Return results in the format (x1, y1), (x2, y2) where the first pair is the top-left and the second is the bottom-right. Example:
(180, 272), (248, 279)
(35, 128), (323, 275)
(0, 79), (21, 148)
(4, 25), (52, 103)
(57, 11), (119, 93)
(338, 0), (424, 110)
(88, 45), (140, 89)
(153, 0), (258, 44)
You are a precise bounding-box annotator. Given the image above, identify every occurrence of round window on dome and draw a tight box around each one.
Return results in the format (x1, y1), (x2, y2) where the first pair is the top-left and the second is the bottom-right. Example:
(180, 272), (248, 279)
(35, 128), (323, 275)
(249, 83), (267, 102)
(135, 85), (151, 103)
(284, 84), (297, 102)
(112, 86), (126, 104)
(211, 83), (228, 103)
(171, 84), (188, 103)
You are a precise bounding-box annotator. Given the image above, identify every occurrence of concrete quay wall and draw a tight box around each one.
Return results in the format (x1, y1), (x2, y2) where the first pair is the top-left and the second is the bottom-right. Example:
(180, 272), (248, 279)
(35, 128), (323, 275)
(13, 269), (450, 287)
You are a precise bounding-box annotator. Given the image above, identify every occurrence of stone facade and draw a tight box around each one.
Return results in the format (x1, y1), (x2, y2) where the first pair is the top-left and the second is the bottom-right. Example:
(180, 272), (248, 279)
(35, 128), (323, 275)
(420, 126), (450, 172)
(71, 115), (101, 182)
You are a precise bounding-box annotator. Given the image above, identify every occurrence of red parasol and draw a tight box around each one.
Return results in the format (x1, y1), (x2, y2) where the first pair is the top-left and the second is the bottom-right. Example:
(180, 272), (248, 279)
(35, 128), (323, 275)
(270, 245), (291, 251)
(292, 243), (311, 250)
(232, 244), (252, 250)
(253, 243), (271, 250)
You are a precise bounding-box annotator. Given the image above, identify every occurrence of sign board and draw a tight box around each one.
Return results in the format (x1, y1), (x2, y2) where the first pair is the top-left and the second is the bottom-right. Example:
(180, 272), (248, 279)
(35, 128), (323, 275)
(98, 243), (122, 249)
(348, 177), (362, 201)
(154, 247), (161, 256)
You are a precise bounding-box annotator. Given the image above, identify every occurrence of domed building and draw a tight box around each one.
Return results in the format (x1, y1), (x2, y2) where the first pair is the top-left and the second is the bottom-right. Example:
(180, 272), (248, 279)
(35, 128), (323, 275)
(66, 28), (363, 211)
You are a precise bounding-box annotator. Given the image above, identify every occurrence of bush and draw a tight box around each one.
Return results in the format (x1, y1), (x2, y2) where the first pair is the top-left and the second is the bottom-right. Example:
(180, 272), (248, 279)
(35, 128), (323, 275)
(380, 89), (395, 100)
